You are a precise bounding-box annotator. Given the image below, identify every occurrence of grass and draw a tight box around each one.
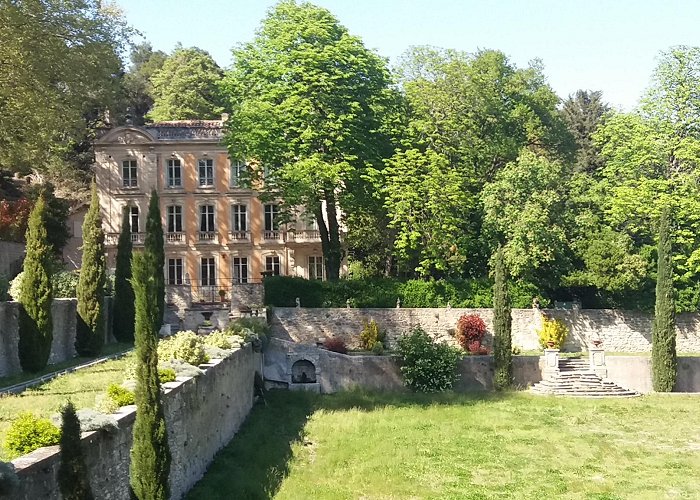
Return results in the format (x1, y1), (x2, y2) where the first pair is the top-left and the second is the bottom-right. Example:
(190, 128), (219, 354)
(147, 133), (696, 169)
(0, 352), (132, 460)
(188, 390), (700, 499)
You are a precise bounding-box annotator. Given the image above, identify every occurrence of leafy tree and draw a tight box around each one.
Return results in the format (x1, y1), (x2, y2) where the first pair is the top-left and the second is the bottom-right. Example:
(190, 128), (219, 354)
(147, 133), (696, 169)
(144, 190), (165, 327)
(58, 401), (94, 500)
(147, 46), (224, 122)
(18, 194), (53, 372)
(652, 206), (676, 392)
(560, 90), (609, 173)
(129, 252), (171, 500)
(222, 0), (394, 279)
(113, 207), (135, 342)
(122, 42), (167, 125)
(492, 246), (512, 390)
(75, 182), (106, 356)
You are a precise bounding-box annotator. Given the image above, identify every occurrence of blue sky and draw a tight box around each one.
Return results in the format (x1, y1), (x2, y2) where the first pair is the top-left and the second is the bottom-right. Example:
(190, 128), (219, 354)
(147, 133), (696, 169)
(115, 0), (700, 110)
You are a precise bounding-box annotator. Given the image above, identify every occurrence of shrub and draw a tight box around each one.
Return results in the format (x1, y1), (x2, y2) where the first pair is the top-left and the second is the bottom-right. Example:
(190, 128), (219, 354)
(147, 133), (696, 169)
(0, 461), (19, 496)
(158, 368), (177, 383)
(537, 316), (568, 349)
(202, 330), (233, 350)
(455, 314), (487, 352)
(52, 270), (80, 298)
(323, 337), (348, 354)
(226, 317), (270, 336)
(106, 383), (135, 407)
(493, 245), (513, 390)
(5, 412), (61, 458)
(157, 331), (209, 366)
(58, 401), (93, 500)
(359, 319), (385, 351)
(371, 341), (385, 355)
(396, 328), (462, 393)
(113, 207), (135, 342)
(159, 359), (204, 378)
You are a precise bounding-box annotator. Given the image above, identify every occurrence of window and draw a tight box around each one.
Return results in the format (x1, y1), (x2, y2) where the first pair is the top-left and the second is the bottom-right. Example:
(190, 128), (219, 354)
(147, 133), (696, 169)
(231, 204), (247, 232)
(167, 158), (182, 188)
(122, 160), (137, 187)
(201, 257), (216, 286)
(200, 204), (215, 232)
(129, 206), (139, 233)
(264, 204), (279, 231)
(233, 257), (248, 284)
(309, 256), (324, 280)
(198, 158), (214, 186)
(230, 160), (246, 187)
(167, 205), (183, 233)
(168, 258), (183, 285)
(265, 255), (281, 276)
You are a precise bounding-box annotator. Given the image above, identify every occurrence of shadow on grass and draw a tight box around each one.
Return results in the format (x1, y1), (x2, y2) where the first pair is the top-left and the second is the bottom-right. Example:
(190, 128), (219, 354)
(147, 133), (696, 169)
(186, 389), (514, 500)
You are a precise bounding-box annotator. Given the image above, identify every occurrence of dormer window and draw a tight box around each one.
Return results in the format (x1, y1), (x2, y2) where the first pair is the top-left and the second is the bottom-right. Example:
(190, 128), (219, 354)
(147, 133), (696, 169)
(122, 160), (137, 188)
(198, 158), (214, 186)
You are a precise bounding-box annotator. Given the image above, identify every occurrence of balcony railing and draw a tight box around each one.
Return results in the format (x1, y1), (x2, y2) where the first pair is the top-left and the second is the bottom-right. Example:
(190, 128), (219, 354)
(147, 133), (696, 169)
(166, 232), (185, 244)
(106, 232), (145, 246)
(198, 231), (218, 243)
(263, 230), (285, 242)
(292, 229), (321, 242)
(229, 230), (251, 242)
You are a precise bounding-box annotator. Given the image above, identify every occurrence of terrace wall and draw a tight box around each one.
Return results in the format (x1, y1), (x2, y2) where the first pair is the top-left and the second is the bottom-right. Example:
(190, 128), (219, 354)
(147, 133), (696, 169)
(11, 345), (258, 500)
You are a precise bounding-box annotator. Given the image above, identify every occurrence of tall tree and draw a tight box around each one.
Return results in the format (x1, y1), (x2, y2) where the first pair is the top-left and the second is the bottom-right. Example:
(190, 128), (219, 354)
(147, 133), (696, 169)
(122, 42), (167, 125)
(147, 46), (224, 122)
(560, 90), (609, 173)
(492, 245), (512, 390)
(129, 252), (171, 500)
(18, 194), (53, 372)
(113, 207), (135, 342)
(222, 0), (395, 279)
(652, 206), (676, 392)
(75, 182), (106, 356)
(144, 190), (165, 327)
(58, 401), (94, 500)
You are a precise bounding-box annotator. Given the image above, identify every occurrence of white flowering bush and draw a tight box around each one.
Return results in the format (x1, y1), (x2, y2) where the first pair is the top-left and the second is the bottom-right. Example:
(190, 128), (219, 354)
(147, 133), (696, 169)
(396, 327), (462, 393)
(157, 331), (209, 366)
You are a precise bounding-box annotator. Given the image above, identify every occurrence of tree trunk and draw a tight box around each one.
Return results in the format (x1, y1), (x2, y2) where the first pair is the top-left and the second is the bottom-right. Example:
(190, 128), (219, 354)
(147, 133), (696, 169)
(315, 192), (342, 280)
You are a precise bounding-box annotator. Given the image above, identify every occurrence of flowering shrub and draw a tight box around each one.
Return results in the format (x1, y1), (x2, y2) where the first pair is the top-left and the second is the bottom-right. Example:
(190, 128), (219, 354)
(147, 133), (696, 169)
(202, 330), (233, 350)
(157, 331), (209, 366)
(5, 412), (61, 458)
(106, 383), (135, 407)
(455, 314), (487, 352)
(323, 337), (348, 354)
(0, 198), (31, 242)
(396, 328), (462, 392)
(359, 319), (385, 350)
(158, 368), (177, 383)
(537, 316), (568, 349)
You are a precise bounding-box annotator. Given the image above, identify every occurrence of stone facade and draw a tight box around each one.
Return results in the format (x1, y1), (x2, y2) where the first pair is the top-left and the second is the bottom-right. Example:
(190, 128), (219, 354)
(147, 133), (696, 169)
(270, 307), (700, 353)
(11, 346), (258, 500)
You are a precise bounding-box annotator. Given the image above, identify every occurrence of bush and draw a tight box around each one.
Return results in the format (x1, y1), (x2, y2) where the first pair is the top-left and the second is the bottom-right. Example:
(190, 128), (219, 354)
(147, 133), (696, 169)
(202, 330), (233, 350)
(157, 331), (209, 366)
(106, 383), (135, 407)
(58, 401), (93, 500)
(226, 317), (270, 336)
(455, 314), (487, 352)
(359, 319), (385, 350)
(371, 341), (385, 355)
(52, 270), (80, 298)
(323, 337), (348, 354)
(537, 316), (568, 349)
(5, 412), (61, 458)
(158, 368), (177, 383)
(396, 328), (462, 393)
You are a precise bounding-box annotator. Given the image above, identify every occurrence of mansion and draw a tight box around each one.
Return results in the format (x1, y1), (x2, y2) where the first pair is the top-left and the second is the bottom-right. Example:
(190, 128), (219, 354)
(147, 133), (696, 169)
(90, 118), (339, 307)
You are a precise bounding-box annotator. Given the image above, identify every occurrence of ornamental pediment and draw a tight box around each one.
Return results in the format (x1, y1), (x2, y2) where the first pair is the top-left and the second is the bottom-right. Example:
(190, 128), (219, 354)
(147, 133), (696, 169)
(96, 127), (155, 145)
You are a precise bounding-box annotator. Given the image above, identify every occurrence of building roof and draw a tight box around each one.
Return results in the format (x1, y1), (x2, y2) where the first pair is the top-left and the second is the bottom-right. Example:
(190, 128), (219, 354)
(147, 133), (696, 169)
(96, 118), (228, 145)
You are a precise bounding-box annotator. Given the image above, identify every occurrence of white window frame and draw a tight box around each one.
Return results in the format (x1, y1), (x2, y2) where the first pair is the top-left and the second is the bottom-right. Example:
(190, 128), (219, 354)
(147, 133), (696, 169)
(198, 158), (214, 187)
(200, 257), (217, 286)
(231, 204), (248, 232)
(233, 257), (249, 284)
(199, 204), (215, 232)
(230, 160), (246, 188)
(129, 206), (139, 233)
(122, 159), (137, 188)
(264, 204), (279, 231)
(166, 158), (182, 188)
(309, 255), (324, 280)
(265, 254), (281, 276)
(168, 258), (183, 285)
(167, 205), (183, 233)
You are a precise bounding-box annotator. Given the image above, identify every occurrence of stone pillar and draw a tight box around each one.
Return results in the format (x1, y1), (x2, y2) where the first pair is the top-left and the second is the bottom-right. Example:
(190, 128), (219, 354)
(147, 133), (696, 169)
(543, 348), (560, 379)
(589, 347), (607, 378)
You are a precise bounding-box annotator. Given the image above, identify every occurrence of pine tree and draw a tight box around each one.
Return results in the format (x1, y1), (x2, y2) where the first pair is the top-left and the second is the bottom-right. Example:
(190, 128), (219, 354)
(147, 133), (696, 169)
(58, 401), (94, 500)
(652, 205), (677, 392)
(75, 181), (106, 356)
(113, 207), (135, 342)
(18, 193), (53, 372)
(144, 190), (165, 329)
(129, 252), (170, 500)
(493, 245), (513, 390)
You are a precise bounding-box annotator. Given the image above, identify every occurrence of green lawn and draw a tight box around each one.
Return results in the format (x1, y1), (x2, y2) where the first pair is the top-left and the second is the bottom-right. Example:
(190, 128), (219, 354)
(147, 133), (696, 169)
(188, 391), (700, 500)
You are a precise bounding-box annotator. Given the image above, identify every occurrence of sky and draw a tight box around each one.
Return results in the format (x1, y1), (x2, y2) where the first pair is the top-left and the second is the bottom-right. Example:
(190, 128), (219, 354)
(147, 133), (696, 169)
(114, 0), (700, 110)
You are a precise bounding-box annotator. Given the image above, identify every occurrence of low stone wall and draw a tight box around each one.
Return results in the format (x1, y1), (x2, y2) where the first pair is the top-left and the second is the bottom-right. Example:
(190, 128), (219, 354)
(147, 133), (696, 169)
(270, 307), (700, 353)
(11, 345), (258, 500)
(231, 283), (264, 309)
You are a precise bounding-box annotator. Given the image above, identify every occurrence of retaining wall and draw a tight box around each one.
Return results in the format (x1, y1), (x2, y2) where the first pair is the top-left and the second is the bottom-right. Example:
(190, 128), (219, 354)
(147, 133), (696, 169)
(11, 345), (258, 500)
(270, 307), (700, 353)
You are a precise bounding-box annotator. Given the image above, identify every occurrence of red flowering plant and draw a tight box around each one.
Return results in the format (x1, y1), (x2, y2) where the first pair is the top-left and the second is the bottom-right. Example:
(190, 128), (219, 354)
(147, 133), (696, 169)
(455, 314), (487, 353)
(323, 337), (348, 354)
(0, 198), (31, 242)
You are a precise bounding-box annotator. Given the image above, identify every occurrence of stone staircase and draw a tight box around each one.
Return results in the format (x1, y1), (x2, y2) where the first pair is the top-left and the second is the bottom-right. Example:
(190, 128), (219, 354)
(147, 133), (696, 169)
(530, 356), (639, 397)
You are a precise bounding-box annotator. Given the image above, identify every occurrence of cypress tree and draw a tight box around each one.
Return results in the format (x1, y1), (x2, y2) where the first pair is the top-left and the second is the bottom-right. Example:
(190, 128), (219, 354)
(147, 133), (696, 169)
(652, 205), (677, 392)
(493, 245), (513, 390)
(129, 252), (170, 500)
(113, 207), (135, 342)
(58, 401), (94, 500)
(75, 181), (106, 356)
(144, 190), (165, 329)
(18, 193), (53, 372)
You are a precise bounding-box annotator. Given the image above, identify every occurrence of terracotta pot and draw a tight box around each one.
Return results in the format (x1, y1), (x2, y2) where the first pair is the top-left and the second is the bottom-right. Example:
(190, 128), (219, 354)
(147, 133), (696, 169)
(546, 341), (556, 348)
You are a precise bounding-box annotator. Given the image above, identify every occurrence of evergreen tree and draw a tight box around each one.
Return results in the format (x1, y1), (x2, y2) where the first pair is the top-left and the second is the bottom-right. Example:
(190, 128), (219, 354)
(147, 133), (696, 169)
(129, 251), (170, 500)
(75, 181), (106, 356)
(493, 245), (513, 390)
(652, 205), (677, 391)
(18, 193), (53, 372)
(144, 190), (165, 328)
(58, 401), (94, 500)
(113, 207), (135, 342)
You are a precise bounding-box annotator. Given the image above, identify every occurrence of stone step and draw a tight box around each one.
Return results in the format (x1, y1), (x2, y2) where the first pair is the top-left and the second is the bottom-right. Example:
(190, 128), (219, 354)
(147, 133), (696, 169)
(531, 362), (639, 398)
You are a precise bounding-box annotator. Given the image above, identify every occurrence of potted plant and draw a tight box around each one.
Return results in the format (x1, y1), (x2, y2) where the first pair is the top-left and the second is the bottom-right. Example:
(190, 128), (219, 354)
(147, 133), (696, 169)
(218, 289), (227, 302)
(455, 314), (487, 354)
(537, 317), (568, 350)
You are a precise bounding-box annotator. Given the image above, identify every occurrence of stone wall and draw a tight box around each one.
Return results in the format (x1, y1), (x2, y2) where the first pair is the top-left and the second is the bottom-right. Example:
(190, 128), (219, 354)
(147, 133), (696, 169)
(231, 283), (264, 310)
(11, 345), (258, 500)
(270, 307), (700, 353)
(0, 241), (25, 278)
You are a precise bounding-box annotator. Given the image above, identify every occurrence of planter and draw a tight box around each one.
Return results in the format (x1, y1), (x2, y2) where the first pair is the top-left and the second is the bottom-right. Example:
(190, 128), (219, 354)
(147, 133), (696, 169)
(546, 341), (556, 348)
(467, 340), (482, 353)
(591, 339), (603, 348)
